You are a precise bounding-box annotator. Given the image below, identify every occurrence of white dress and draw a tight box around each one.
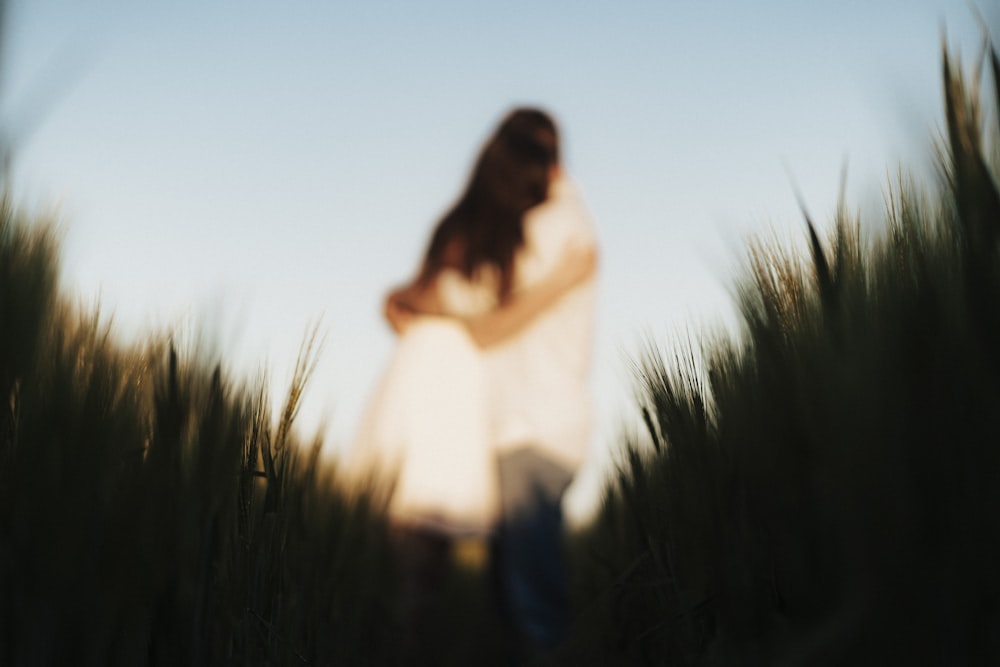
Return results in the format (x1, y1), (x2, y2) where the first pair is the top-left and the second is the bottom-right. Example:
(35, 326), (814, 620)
(351, 268), (500, 537)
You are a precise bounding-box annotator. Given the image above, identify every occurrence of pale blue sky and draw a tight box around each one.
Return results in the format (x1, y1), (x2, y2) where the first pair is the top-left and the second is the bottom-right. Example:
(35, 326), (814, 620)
(5, 1), (990, 520)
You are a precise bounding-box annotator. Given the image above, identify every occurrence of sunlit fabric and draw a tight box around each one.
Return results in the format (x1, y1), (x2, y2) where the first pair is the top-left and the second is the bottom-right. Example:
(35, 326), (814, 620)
(352, 269), (500, 536)
(487, 176), (598, 474)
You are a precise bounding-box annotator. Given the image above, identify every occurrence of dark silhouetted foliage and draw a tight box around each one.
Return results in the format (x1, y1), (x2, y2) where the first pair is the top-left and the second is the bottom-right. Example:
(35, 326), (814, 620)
(569, 41), (1000, 666)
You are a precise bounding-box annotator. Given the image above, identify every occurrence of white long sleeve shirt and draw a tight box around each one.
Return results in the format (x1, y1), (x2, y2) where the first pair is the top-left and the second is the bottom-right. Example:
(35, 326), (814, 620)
(486, 175), (598, 473)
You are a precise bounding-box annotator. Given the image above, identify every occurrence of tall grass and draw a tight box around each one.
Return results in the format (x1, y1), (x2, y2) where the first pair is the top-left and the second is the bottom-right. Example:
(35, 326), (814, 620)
(569, 42), (1000, 665)
(0, 200), (401, 664)
(0, 190), (513, 667)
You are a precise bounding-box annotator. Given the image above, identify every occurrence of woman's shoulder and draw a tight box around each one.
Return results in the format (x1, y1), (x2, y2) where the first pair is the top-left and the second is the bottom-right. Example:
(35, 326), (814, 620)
(527, 175), (596, 241)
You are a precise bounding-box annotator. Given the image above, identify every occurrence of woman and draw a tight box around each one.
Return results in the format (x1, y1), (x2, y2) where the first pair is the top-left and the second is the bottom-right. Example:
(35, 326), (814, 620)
(351, 109), (594, 600)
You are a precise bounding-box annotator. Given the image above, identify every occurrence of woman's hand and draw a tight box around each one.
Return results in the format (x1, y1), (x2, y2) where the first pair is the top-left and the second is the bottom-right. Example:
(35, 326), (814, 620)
(384, 287), (417, 334)
(383, 280), (443, 334)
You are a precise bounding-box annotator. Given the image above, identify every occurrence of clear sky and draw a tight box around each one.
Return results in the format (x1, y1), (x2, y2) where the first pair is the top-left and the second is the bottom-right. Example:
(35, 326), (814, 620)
(5, 1), (992, 521)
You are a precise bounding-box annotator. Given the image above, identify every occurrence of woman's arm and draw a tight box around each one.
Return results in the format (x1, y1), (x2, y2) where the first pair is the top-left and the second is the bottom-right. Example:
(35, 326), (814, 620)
(383, 239), (464, 333)
(463, 244), (597, 348)
(384, 244), (597, 345)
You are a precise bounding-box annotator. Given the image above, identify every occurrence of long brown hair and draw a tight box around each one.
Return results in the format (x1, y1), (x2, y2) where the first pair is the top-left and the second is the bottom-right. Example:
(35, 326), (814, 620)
(418, 108), (559, 301)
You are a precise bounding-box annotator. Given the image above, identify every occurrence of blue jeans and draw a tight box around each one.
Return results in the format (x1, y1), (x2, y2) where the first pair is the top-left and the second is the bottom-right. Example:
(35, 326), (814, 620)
(491, 447), (574, 651)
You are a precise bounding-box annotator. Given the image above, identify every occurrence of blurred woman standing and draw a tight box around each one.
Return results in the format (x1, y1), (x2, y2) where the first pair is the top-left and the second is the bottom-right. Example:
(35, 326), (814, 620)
(351, 109), (596, 652)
